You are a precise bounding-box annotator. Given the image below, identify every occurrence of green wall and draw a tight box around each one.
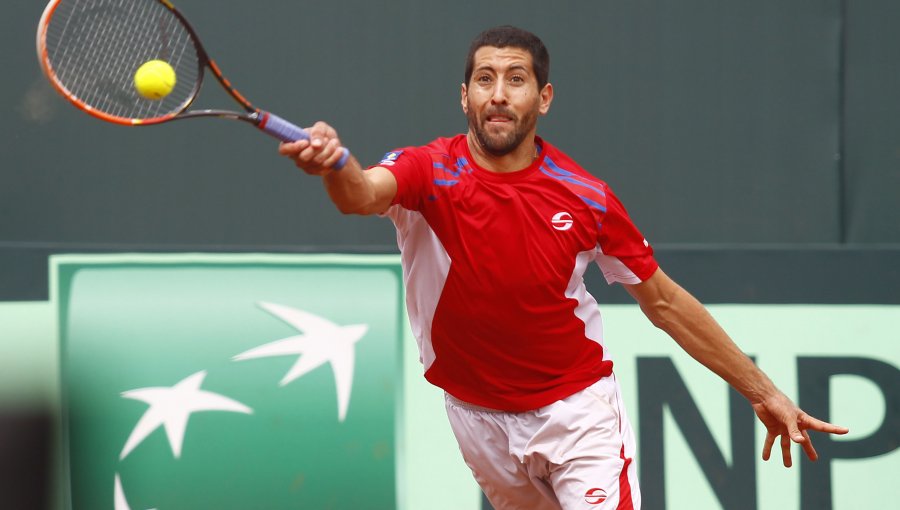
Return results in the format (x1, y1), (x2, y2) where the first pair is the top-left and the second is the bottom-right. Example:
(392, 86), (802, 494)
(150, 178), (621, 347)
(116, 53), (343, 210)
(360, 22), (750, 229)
(843, 0), (900, 242)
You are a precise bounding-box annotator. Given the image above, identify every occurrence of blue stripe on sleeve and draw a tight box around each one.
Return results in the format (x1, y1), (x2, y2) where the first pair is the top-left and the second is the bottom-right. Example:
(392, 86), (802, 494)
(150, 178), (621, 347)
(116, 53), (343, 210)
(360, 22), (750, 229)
(540, 168), (607, 198)
(543, 157), (606, 196)
(578, 194), (608, 213)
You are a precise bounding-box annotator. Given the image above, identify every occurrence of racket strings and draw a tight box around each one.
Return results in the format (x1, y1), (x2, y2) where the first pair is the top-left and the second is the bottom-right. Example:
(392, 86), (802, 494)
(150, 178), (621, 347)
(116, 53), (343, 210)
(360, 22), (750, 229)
(44, 0), (200, 120)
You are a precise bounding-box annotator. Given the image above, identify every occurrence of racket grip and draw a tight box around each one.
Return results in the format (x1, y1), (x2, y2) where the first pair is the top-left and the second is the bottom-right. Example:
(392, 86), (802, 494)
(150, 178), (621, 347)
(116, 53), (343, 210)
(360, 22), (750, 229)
(258, 111), (350, 170)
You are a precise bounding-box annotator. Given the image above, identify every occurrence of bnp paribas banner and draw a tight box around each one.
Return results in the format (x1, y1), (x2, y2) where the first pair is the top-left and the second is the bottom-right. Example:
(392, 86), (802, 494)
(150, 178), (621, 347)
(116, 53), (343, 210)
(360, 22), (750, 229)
(49, 253), (900, 510)
(54, 254), (403, 510)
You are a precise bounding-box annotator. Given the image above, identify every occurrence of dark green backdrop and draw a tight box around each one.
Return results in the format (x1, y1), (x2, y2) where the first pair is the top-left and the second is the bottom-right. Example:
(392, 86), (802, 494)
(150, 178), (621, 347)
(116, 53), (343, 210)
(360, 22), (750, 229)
(1, 0), (898, 301)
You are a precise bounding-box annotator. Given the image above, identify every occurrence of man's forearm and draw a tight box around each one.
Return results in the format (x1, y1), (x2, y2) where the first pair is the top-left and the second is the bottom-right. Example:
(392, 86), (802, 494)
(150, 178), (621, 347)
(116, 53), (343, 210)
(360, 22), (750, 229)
(641, 278), (778, 404)
(321, 155), (379, 215)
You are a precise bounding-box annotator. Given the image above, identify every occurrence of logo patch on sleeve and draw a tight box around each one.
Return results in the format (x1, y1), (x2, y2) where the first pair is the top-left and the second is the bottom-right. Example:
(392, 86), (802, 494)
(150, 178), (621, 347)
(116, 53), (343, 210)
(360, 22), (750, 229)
(379, 151), (403, 166)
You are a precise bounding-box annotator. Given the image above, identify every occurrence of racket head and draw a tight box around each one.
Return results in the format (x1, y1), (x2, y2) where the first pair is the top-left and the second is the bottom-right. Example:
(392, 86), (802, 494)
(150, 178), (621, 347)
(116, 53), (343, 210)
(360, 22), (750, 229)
(37, 0), (204, 126)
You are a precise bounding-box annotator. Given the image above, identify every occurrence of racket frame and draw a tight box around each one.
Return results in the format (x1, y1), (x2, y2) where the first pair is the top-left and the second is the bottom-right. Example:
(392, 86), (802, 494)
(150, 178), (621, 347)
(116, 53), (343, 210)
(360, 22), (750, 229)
(36, 0), (261, 127)
(36, 0), (350, 168)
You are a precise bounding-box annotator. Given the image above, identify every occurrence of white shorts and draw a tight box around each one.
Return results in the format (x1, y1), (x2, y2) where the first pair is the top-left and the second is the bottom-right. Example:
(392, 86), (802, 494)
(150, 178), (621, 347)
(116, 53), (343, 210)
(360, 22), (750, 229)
(444, 376), (640, 510)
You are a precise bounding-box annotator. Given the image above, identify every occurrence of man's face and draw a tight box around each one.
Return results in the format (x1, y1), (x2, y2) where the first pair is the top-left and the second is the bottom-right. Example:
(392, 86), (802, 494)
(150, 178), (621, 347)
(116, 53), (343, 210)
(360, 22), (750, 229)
(462, 46), (552, 157)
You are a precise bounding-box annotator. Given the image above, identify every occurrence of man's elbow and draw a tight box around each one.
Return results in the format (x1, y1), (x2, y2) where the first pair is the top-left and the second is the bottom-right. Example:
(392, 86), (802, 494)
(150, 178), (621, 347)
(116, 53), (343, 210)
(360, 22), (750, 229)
(328, 190), (375, 215)
(334, 198), (381, 216)
(335, 201), (364, 215)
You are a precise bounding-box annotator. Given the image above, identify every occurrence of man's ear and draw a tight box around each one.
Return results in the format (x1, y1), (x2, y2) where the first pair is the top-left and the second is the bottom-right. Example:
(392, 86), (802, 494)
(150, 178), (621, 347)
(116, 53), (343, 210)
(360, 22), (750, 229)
(539, 83), (554, 115)
(460, 83), (469, 114)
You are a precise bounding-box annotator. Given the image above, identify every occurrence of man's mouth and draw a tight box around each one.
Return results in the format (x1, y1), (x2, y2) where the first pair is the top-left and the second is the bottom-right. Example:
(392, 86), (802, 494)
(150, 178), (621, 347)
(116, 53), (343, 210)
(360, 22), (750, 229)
(486, 114), (513, 123)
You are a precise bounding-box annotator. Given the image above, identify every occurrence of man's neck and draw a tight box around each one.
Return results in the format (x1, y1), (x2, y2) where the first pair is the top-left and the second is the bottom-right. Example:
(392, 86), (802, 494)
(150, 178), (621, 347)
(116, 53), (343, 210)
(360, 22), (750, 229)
(466, 132), (538, 173)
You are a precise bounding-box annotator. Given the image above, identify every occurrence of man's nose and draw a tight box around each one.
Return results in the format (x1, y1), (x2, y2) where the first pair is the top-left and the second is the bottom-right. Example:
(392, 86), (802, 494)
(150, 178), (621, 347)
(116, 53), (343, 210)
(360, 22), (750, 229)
(490, 82), (508, 104)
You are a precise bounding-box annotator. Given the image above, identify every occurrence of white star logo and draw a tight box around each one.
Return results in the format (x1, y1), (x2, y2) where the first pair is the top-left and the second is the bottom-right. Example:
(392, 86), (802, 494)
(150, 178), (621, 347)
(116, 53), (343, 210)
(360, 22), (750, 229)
(119, 370), (252, 460)
(232, 301), (368, 422)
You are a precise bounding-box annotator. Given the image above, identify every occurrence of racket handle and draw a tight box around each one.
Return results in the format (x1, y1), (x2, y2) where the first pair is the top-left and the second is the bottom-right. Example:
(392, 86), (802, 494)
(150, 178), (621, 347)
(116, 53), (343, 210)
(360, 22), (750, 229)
(258, 111), (350, 170)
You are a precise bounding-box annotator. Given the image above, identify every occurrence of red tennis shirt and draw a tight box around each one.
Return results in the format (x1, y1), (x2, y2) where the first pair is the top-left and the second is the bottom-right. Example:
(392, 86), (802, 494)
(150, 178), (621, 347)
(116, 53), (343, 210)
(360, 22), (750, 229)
(380, 135), (657, 411)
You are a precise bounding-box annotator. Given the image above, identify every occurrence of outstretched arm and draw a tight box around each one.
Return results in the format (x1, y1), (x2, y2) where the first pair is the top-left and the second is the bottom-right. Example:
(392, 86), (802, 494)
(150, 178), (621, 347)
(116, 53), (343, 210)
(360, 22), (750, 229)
(278, 121), (397, 215)
(624, 268), (849, 467)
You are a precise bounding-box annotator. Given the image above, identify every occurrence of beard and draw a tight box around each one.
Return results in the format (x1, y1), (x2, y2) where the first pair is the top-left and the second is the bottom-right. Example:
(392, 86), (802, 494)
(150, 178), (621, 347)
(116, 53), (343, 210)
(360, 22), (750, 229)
(466, 102), (538, 157)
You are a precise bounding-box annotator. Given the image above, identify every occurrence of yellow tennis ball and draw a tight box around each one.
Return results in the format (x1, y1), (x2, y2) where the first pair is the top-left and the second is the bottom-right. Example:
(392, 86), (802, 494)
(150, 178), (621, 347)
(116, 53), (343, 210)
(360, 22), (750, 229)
(134, 60), (176, 100)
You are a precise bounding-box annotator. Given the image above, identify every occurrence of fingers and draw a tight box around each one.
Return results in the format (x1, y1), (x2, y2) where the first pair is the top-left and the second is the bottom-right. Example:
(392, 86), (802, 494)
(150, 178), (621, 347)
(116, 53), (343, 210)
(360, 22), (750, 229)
(755, 393), (851, 467)
(778, 412), (828, 466)
(760, 412), (848, 466)
(799, 429), (818, 461)
(794, 413), (845, 462)
(800, 414), (850, 435)
(785, 415), (804, 443)
(323, 144), (347, 169)
(780, 433), (793, 467)
(768, 428), (818, 466)
(277, 121), (344, 174)
(788, 412), (846, 462)
(763, 430), (803, 466)
(762, 432), (775, 461)
(307, 121), (337, 141)
(313, 137), (342, 165)
(278, 139), (308, 156)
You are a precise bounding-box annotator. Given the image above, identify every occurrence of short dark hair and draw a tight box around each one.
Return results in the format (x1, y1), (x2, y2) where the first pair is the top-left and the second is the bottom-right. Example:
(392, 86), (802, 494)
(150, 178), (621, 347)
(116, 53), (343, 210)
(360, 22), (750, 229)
(464, 26), (550, 90)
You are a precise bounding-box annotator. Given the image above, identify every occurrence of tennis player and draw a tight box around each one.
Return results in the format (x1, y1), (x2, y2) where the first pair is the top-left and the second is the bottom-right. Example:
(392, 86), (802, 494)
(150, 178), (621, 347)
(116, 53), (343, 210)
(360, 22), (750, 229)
(279, 26), (848, 510)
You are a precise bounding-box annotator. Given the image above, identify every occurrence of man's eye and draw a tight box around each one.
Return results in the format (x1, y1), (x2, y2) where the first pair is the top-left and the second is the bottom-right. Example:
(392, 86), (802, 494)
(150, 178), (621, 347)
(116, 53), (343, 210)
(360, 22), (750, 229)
(510, 75), (525, 83)
(477, 75), (492, 83)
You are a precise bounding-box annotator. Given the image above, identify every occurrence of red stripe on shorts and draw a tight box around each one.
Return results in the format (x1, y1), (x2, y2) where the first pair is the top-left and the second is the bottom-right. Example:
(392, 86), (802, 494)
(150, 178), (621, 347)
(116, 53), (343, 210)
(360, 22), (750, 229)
(617, 444), (634, 510)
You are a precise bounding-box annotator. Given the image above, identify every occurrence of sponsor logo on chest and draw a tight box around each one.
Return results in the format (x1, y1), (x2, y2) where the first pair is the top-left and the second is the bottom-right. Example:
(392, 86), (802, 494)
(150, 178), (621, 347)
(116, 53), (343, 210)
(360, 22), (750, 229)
(551, 211), (574, 231)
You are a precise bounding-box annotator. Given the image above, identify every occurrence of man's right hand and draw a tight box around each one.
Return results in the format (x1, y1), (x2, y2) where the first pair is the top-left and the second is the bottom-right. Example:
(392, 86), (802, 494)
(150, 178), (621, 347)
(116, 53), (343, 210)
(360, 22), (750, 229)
(278, 121), (346, 176)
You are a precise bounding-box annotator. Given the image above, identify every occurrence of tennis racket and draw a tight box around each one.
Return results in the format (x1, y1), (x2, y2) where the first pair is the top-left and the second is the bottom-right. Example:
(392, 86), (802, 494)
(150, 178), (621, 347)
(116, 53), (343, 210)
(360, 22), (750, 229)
(36, 0), (350, 169)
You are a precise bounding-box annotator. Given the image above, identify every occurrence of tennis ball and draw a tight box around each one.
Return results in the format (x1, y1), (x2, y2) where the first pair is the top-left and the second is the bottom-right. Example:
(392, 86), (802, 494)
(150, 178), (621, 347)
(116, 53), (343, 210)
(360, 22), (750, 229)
(134, 60), (177, 100)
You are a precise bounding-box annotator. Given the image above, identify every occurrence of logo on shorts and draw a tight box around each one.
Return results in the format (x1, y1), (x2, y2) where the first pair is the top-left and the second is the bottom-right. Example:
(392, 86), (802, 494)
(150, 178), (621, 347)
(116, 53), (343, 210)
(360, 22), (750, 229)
(584, 487), (608, 505)
(551, 211), (573, 231)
